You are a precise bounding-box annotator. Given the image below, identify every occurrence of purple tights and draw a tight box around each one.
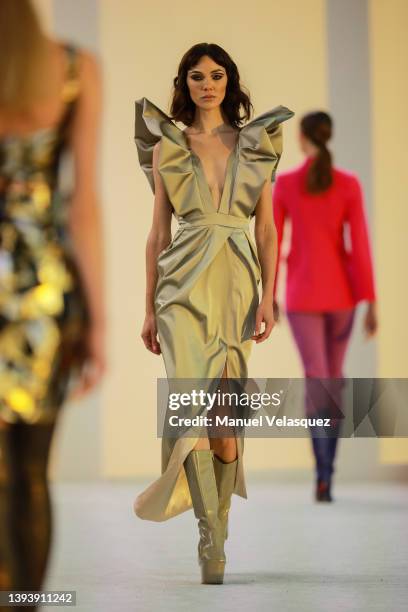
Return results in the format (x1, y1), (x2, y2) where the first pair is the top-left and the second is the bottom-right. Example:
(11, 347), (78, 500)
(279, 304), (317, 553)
(286, 309), (356, 483)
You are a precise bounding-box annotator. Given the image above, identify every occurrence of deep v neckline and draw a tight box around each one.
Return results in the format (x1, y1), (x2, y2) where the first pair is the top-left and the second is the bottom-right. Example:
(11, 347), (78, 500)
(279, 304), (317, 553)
(181, 130), (240, 214)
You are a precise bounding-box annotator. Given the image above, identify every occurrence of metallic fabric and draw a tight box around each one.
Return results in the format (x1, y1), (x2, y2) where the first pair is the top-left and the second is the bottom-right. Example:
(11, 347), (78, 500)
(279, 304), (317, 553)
(0, 422), (56, 591)
(133, 97), (294, 521)
(0, 44), (89, 425)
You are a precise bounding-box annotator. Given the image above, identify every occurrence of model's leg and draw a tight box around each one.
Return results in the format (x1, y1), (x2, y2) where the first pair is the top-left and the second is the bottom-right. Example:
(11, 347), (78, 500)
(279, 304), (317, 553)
(0, 419), (56, 597)
(0, 421), (28, 592)
(183, 447), (226, 584)
(17, 421), (56, 591)
(193, 361), (238, 460)
(183, 361), (227, 585)
(184, 360), (240, 584)
(210, 361), (238, 462)
(192, 357), (238, 541)
(326, 309), (355, 378)
(193, 437), (211, 450)
(286, 312), (331, 496)
(324, 309), (356, 487)
(209, 361), (238, 542)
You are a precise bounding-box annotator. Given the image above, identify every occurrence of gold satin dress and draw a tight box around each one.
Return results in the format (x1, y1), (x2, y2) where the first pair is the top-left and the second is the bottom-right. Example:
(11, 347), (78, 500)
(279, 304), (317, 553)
(0, 44), (89, 425)
(133, 97), (294, 521)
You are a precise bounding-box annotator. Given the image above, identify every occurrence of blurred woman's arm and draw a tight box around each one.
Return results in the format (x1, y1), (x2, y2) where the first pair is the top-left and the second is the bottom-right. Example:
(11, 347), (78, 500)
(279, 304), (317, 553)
(345, 175), (378, 337)
(67, 50), (106, 392)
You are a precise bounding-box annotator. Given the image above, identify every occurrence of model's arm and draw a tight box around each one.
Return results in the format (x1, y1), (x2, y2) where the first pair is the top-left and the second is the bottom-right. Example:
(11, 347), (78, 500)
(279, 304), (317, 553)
(141, 141), (173, 354)
(271, 175), (287, 321)
(67, 50), (106, 396)
(346, 176), (378, 338)
(252, 178), (278, 343)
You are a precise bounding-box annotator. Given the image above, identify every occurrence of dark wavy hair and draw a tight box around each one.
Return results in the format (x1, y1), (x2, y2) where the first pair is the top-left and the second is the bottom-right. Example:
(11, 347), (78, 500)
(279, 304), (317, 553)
(170, 43), (252, 128)
(300, 111), (333, 193)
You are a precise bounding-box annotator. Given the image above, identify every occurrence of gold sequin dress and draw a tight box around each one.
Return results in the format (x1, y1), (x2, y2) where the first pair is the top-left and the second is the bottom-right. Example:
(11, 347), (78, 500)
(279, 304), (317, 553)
(0, 43), (90, 425)
(134, 97), (294, 521)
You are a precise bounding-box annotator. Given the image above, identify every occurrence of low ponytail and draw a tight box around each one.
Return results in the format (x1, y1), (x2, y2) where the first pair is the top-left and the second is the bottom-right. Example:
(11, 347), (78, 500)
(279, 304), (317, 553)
(300, 112), (333, 193)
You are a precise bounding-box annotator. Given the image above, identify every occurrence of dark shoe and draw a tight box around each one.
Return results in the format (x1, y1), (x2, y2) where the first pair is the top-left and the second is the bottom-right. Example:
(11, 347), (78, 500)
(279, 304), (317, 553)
(315, 479), (333, 502)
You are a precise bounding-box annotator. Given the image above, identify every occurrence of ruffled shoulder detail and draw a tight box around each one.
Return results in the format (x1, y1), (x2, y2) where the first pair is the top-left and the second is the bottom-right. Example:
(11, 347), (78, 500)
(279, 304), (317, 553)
(239, 105), (295, 182)
(134, 97), (188, 193)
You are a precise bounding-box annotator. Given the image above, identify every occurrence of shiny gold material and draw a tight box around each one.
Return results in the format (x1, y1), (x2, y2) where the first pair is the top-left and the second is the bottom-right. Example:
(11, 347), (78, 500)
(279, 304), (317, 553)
(0, 44), (89, 425)
(213, 455), (237, 542)
(184, 450), (226, 584)
(5, 387), (35, 418)
(31, 179), (51, 212)
(133, 97), (294, 522)
(61, 80), (80, 104)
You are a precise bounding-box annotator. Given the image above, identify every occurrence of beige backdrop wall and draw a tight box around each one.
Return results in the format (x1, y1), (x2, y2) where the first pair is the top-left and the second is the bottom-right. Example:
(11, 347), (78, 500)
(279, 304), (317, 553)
(35, 0), (407, 479)
(370, 0), (408, 462)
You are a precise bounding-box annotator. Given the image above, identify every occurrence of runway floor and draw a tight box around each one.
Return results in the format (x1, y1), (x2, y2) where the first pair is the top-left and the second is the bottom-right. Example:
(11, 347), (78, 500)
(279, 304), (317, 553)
(45, 480), (408, 612)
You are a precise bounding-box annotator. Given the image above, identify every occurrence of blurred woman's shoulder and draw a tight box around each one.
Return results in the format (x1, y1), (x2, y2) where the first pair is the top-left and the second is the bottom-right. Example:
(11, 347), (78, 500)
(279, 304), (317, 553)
(274, 159), (310, 184)
(55, 40), (101, 110)
(332, 165), (360, 189)
(274, 159), (362, 195)
(56, 40), (100, 82)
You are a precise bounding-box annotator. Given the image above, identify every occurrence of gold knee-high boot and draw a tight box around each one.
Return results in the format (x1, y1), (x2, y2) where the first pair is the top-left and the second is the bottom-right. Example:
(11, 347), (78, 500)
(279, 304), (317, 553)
(213, 455), (237, 542)
(184, 449), (226, 584)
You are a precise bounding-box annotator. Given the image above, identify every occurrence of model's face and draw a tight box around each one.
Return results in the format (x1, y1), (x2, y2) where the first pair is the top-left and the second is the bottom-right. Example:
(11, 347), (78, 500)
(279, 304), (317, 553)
(186, 55), (228, 111)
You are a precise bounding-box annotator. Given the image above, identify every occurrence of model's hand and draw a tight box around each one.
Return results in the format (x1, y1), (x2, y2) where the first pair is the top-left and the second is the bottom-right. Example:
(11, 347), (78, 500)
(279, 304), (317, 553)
(69, 322), (107, 400)
(364, 301), (378, 338)
(252, 299), (276, 343)
(141, 311), (161, 354)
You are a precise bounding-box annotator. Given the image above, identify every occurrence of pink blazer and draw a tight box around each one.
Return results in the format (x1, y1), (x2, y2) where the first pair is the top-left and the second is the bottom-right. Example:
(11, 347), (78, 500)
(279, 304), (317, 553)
(273, 157), (376, 311)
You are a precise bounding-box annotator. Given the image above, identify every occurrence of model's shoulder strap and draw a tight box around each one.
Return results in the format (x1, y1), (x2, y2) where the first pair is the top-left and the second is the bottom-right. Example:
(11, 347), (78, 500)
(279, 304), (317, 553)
(61, 42), (81, 105)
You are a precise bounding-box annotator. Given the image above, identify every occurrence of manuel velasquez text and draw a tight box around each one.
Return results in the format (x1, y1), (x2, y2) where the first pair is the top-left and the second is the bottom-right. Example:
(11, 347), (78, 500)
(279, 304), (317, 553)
(168, 415), (331, 428)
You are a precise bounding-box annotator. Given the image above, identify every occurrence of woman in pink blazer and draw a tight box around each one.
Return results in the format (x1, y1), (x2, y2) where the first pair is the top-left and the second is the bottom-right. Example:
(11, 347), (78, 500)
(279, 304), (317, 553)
(273, 111), (378, 502)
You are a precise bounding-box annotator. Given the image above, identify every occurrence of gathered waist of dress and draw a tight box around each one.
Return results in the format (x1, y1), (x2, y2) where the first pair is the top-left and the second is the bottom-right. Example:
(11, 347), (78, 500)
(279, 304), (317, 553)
(177, 212), (250, 231)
